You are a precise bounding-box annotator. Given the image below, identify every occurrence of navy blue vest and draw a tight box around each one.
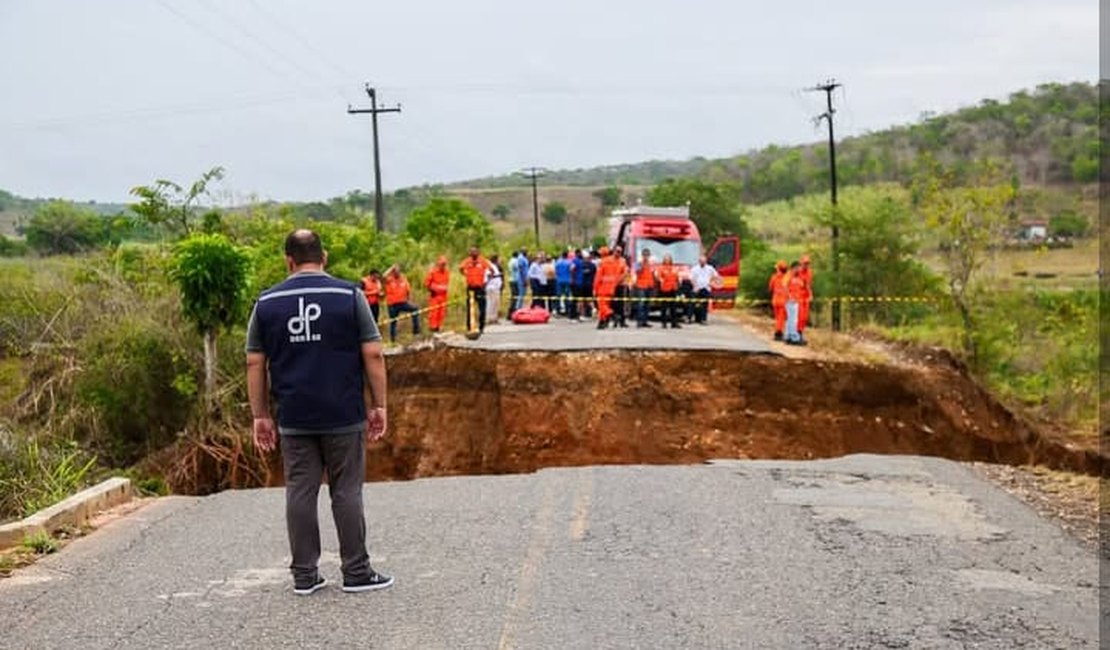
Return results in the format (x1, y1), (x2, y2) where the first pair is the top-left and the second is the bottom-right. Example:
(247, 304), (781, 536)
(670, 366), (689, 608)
(255, 273), (365, 431)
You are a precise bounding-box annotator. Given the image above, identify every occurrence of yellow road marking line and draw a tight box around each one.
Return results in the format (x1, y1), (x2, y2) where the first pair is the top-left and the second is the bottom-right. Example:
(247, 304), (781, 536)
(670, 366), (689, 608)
(497, 480), (557, 650)
(569, 469), (593, 542)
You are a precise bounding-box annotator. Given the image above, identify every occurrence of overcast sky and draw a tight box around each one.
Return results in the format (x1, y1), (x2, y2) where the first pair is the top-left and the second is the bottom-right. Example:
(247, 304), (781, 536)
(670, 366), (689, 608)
(0, 0), (1098, 203)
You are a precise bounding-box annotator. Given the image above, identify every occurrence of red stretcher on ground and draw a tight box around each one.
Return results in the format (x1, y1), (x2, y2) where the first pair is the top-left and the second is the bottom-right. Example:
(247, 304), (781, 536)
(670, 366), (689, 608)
(511, 307), (551, 325)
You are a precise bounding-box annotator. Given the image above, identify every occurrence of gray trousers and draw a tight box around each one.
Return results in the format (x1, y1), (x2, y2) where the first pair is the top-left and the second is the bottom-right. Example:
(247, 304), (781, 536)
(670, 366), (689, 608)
(281, 433), (371, 583)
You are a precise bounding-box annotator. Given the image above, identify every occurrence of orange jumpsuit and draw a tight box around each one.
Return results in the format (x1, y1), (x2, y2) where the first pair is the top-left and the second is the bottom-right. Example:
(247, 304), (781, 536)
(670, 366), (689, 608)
(593, 254), (624, 323)
(796, 266), (813, 333)
(657, 262), (681, 326)
(424, 265), (450, 331)
(459, 256), (492, 332)
(361, 275), (382, 322)
(769, 269), (788, 335)
(385, 275), (411, 306)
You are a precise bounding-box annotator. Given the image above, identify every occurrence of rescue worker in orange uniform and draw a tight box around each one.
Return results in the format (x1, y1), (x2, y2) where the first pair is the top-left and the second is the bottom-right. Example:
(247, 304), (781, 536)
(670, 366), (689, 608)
(424, 256), (451, 333)
(593, 247), (623, 329)
(632, 248), (657, 328)
(797, 254), (813, 336)
(459, 246), (492, 333)
(657, 254), (682, 329)
(360, 269), (383, 324)
(769, 260), (789, 341)
(785, 260), (807, 345)
(611, 245), (630, 328)
(385, 265), (420, 343)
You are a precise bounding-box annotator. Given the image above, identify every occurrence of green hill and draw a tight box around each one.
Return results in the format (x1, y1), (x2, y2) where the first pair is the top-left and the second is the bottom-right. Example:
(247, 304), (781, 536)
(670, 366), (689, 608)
(0, 190), (129, 237)
(446, 81), (1097, 204)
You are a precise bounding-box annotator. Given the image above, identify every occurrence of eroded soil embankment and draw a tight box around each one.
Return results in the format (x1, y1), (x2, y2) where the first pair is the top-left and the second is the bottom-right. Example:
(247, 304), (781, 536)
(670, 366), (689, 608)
(264, 348), (1101, 485)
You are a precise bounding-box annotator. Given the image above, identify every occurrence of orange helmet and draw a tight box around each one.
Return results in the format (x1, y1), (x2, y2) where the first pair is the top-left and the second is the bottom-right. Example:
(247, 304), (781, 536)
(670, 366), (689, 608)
(599, 246), (610, 256)
(776, 260), (788, 271)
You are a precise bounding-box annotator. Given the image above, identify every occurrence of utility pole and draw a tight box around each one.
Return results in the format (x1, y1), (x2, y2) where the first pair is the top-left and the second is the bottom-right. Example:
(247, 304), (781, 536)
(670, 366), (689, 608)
(347, 84), (401, 232)
(518, 167), (547, 246)
(810, 79), (842, 331)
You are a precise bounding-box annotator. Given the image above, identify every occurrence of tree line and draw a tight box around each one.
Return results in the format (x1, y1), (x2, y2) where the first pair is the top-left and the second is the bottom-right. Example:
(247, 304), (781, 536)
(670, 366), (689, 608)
(443, 81), (1099, 203)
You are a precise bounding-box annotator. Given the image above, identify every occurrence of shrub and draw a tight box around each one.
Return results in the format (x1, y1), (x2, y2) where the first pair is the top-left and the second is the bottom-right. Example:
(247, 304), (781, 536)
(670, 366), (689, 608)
(23, 201), (110, 255)
(73, 319), (194, 465)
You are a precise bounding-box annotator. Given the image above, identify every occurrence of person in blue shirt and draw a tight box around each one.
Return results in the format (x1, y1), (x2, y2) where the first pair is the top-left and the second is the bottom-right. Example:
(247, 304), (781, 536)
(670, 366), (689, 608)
(569, 249), (596, 321)
(554, 252), (573, 316)
(515, 248), (530, 312)
(246, 229), (393, 596)
(506, 251), (522, 319)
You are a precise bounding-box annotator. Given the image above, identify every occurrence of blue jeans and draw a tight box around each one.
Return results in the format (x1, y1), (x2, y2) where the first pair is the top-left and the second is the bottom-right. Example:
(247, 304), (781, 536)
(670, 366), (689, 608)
(556, 281), (571, 314)
(785, 300), (801, 342)
(530, 279), (547, 309)
(388, 303), (420, 342)
(515, 279), (528, 311)
(634, 287), (653, 325)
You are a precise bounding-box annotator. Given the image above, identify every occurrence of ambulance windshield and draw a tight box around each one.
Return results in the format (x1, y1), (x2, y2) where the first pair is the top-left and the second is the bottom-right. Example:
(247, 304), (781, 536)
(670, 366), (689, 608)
(635, 238), (700, 266)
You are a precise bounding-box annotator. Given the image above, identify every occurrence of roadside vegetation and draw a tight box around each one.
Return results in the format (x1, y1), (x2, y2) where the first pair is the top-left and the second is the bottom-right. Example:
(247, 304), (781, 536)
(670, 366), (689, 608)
(0, 81), (1097, 522)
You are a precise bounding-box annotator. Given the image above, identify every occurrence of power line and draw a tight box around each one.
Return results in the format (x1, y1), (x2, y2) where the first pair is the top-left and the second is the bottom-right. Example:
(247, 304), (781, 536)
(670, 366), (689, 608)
(153, 0), (290, 81)
(808, 78), (843, 332)
(243, 0), (356, 82)
(516, 167), (548, 245)
(347, 85), (402, 232)
(194, 0), (334, 85)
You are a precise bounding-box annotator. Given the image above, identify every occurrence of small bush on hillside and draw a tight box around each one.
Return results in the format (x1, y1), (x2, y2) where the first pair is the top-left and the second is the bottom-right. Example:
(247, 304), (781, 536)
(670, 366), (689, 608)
(74, 319), (194, 465)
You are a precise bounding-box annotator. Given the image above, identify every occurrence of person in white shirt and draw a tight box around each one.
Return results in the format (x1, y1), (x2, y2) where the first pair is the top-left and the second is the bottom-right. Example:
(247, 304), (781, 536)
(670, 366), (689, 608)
(689, 255), (722, 325)
(528, 253), (549, 310)
(486, 254), (504, 323)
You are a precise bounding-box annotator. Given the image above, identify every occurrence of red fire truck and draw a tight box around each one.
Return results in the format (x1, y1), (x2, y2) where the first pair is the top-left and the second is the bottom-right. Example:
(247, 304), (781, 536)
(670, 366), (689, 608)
(607, 205), (740, 308)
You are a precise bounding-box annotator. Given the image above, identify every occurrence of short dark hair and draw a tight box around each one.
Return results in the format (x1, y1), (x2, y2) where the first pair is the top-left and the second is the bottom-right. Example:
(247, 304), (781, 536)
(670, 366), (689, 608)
(284, 229), (324, 264)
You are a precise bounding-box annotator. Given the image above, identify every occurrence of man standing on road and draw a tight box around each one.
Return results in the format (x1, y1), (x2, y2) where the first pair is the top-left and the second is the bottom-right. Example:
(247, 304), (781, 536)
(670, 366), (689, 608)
(246, 229), (393, 596)
(385, 265), (421, 343)
(506, 251), (522, 319)
(689, 255), (721, 325)
(554, 251), (573, 316)
(612, 245), (630, 328)
(577, 250), (596, 319)
(797, 254), (814, 337)
(568, 249), (590, 322)
(528, 252), (548, 310)
(360, 269), (383, 325)
(593, 246), (621, 329)
(424, 256), (450, 334)
(769, 260), (788, 341)
(633, 248), (656, 328)
(486, 254), (504, 324)
(785, 260), (807, 346)
(514, 248), (529, 313)
(657, 254), (682, 329)
(460, 246), (492, 333)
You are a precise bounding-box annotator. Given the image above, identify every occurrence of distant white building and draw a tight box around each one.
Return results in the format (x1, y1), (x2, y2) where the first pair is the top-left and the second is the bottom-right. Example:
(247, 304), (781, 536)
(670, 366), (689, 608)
(1018, 219), (1048, 241)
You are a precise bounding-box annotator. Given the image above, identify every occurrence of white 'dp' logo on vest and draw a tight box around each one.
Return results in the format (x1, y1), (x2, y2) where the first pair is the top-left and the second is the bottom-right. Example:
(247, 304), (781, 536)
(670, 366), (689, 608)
(287, 297), (322, 343)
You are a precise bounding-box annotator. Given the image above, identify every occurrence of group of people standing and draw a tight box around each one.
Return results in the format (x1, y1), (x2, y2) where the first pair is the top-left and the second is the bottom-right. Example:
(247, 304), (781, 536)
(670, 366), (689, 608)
(358, 245), (734, 342)
(359, 247), (504, 342)
(767, 255), (813, 346)
(506, 246), (723, 329)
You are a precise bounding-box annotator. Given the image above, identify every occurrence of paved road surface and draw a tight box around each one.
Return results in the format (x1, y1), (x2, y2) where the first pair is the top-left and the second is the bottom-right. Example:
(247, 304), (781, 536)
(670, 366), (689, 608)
(1, 455), (1098, 649)
(445, 314), (773, 353)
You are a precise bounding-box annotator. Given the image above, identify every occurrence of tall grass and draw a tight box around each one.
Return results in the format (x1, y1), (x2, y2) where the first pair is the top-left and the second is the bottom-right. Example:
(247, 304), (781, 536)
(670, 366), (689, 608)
(885, 288), (1097, 435)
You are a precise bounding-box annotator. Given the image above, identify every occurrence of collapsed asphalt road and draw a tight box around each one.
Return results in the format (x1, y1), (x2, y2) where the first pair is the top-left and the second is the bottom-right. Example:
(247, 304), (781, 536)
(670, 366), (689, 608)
(0, 455), (1098, 649)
